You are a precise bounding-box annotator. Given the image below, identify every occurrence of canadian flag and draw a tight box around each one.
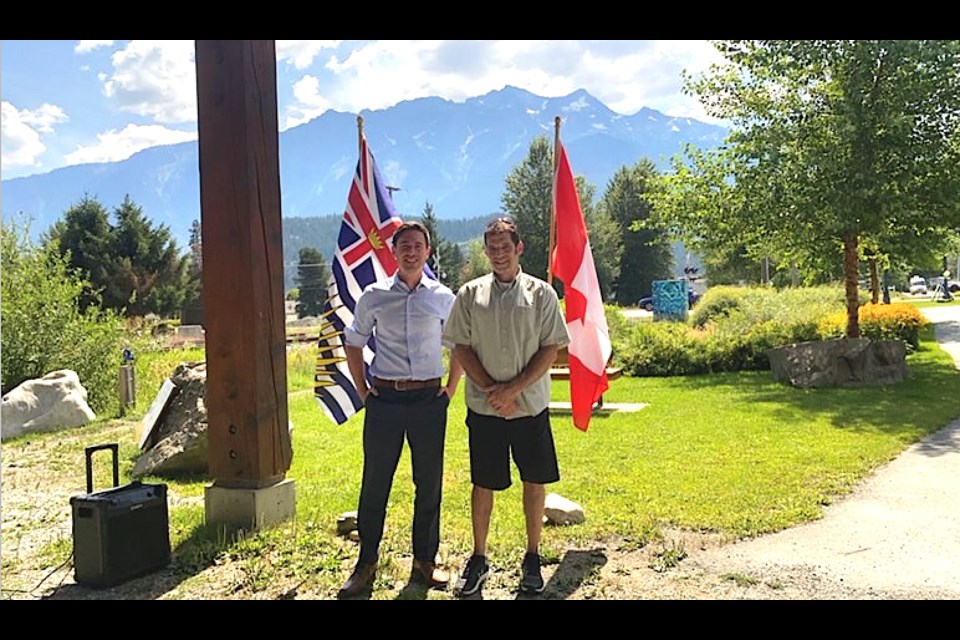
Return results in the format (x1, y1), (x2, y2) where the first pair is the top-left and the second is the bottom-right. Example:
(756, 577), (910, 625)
(550, 140), (612, 431)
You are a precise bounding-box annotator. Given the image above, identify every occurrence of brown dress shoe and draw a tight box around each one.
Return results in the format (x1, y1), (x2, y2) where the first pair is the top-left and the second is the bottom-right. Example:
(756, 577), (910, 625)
(338, 562), (377, 599)
(410, 558), (449, 590)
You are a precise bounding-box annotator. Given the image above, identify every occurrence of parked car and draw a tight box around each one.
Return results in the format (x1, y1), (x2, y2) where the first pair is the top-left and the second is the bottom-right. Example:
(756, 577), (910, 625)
(928, 276), (960, 293)
(638, 289), (701, 312)
(908, 276), (928, 295)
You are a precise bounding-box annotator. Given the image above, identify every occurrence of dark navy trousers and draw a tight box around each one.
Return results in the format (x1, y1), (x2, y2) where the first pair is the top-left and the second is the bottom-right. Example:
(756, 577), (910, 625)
(356, 387), (449, 565)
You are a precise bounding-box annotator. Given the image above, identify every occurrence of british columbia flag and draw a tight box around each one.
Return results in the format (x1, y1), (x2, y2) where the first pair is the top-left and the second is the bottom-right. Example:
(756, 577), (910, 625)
(314, 135), (404, 424)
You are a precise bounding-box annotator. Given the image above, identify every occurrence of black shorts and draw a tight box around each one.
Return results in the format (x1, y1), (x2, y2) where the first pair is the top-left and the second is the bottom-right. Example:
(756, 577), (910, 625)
(465, 408), (560, 490)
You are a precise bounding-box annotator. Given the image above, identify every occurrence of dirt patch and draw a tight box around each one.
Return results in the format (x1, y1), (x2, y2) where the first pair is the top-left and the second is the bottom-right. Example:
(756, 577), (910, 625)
(0, 442), (913, 604)
(0, 429), (760, 601)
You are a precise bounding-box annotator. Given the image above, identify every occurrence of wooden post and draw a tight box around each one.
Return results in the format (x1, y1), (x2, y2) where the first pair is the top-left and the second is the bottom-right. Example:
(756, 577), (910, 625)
(195, 40), (292, 492)
(118, 364), (136, 416)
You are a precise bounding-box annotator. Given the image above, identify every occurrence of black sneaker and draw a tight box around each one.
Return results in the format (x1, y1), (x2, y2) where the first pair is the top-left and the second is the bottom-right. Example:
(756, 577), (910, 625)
(454, 554), (489, 597)
(519, 552), (545, 594)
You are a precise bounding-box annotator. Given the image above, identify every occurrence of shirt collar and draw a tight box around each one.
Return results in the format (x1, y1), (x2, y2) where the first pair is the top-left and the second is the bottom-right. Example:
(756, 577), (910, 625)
(490, 266), (522, 290)
(390, 272), (436, 293)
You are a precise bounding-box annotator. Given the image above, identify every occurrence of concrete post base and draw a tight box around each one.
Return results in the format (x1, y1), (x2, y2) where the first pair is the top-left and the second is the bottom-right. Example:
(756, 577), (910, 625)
(205, 478), (296, 534)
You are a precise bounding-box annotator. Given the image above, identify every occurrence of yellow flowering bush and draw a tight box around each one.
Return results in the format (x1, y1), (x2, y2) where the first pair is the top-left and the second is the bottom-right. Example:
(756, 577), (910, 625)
(818, 302), (928, 351)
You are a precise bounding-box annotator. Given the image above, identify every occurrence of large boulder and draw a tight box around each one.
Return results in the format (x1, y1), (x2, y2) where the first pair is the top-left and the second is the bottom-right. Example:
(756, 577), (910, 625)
(1, 370), (96, 440)
(131, 361), (293, 478)
(131, 362), (209, 478)
(767, 338), (907, 389)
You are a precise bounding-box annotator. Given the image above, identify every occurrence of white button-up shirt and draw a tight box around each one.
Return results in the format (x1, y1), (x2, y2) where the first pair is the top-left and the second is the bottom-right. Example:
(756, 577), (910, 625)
(344, 274), (456, 380)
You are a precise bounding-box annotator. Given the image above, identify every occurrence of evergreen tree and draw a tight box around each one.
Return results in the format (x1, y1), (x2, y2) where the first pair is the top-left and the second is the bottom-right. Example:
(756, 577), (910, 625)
(107, 195), (188, 317)
(440, 242), (465, 293)
(44, 193), (112, 311)
(418, 201), (443, 277)
(295, 246), (328, 318)
(181, 218), (204, 323)
(45, 194), (189, 317)
(578, 176), (622, 302)
(416, 200), (465, 291)
(188, 218), (203, 277)
(501, 135), (553, 281)
(602, 160), (673, 303)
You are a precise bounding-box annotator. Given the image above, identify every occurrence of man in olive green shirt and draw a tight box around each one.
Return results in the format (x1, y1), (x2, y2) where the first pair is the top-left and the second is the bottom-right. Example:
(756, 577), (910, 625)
(442, 217), (570, 597)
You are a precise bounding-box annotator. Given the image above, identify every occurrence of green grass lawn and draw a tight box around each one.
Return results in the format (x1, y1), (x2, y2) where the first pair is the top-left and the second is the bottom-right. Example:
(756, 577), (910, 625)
(4, 322), (959, 599)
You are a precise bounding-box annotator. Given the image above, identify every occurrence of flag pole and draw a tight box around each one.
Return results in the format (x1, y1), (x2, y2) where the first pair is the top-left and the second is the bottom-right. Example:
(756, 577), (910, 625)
(357, 115), (364, 154)
(548, 116), (560, 285)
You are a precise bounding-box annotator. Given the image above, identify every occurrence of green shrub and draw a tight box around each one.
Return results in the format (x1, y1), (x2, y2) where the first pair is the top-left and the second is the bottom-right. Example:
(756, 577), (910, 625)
(616, 321), (702, 376)
(604, 302), (629, 365)
(1, 219), (126, 414)
(688, 285), (748, 329)
(691, 284), (848, 331)
(614, 284), (864, 377)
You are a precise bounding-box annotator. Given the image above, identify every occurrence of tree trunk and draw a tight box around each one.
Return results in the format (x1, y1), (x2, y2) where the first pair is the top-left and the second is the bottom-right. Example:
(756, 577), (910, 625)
(843, 231), (860, 338)
(868, 256), (880, 305)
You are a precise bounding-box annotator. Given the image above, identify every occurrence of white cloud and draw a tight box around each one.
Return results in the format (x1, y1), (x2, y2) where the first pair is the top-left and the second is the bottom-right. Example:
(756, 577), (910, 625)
(64, 123), (196, 165)
(573, 40), (727, 120)
(75, 41), (114, 54)
(282, 75), (333, 130)
(276, 40), (341, 70)
(101, 40), (197, 124)
(282, 40), (727, 126)
(1, 101), (68, 170)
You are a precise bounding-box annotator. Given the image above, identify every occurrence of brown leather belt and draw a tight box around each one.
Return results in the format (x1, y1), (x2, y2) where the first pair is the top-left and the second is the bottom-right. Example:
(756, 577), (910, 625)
(372, 377), (441, 391)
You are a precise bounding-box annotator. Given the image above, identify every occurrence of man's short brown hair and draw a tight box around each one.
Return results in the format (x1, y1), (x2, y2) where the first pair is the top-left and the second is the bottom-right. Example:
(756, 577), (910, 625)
(484, 217), (521, 246)
(393, 220), (431, 247)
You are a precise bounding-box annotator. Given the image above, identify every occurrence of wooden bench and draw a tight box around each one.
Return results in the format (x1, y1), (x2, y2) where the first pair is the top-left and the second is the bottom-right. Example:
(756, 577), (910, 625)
(549, 346), (623, 408)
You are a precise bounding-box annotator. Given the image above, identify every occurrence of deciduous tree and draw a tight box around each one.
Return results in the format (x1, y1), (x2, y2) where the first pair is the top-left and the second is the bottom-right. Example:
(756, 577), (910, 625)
(2, 216), (125, 412)
(652, 40), (960, 336)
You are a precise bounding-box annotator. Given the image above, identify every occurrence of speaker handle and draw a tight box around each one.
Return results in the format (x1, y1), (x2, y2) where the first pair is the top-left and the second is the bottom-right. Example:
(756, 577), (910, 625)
(84, 443), (120, 494)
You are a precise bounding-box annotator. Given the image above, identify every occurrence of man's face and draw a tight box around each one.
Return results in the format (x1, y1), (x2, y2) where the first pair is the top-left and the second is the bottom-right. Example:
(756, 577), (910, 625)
(392, 228), (430, 276)
(484, 231), (523, 281)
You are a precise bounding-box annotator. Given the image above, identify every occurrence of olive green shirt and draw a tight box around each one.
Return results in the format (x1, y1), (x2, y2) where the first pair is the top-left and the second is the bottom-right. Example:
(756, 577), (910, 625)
(443, 269), (570, 418)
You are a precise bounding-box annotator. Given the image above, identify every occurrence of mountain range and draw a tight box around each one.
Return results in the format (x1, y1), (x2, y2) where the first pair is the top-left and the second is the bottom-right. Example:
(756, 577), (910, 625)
(1, 86), (729, 251)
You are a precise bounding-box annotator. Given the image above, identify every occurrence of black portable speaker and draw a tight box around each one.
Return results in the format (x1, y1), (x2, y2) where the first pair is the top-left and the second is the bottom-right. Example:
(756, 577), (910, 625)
(70, 443), (171, 588)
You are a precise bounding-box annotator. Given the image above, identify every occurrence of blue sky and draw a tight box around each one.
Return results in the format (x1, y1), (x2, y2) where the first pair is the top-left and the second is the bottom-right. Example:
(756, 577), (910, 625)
(1, 40), (726, 181)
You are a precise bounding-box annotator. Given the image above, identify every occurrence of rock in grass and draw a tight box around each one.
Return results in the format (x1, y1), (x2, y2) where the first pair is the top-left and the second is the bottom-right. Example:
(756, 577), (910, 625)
(544, 492), (585, 526)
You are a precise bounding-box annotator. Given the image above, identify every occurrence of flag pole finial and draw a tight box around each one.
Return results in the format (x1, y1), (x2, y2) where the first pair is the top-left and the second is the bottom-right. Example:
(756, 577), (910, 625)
(357, 115), (364, 155)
